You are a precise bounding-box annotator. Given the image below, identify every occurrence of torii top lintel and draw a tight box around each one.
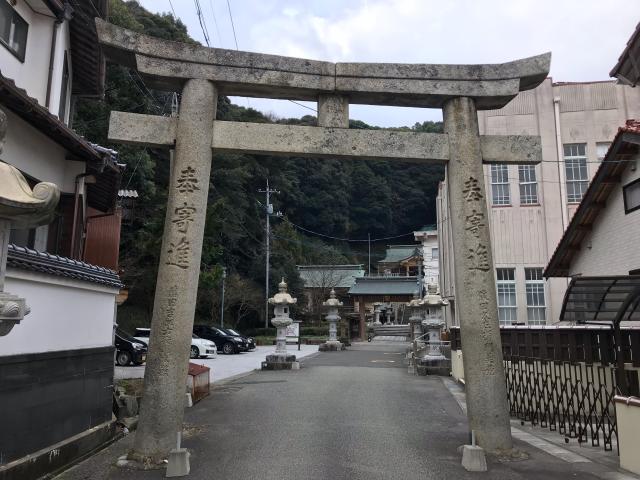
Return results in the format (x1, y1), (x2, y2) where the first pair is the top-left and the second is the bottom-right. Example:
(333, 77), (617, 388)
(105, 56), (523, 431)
(95, 19), (550, 110)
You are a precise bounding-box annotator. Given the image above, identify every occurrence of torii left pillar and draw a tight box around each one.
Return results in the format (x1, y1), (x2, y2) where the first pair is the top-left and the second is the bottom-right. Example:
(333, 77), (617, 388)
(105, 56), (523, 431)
(131, 79), (216, 464)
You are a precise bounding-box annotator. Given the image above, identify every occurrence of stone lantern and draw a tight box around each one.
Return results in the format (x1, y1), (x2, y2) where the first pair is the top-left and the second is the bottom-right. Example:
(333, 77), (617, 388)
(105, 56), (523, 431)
(406, 291), (424, 342)
(319, 289), (345, 351)
(372, 303), (383, 326)
(0, 109), (59, 336)
(262, 278), (298, 370)
(418, 283), (449, 375)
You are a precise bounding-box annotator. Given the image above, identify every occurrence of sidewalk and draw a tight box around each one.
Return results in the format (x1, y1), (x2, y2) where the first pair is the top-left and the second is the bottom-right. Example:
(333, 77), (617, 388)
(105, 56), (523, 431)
(115, 345), (320, 382)
(442, 377), (639, 480)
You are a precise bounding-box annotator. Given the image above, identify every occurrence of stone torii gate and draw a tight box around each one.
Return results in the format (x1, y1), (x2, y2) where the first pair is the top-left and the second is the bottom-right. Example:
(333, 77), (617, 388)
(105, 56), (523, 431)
(96, 19), (549, 463)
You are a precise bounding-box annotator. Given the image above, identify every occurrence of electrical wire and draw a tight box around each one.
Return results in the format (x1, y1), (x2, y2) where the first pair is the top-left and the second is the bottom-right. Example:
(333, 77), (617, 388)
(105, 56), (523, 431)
(167, 0), (177, 17)
(225, 0), (239, 50)
(282, 217), (421, 243)
(194, 0), (211, 47)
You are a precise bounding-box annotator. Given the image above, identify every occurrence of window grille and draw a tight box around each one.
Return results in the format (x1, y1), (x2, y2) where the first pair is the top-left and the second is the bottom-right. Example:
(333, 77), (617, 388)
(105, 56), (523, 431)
(491, 164), (510, 205)
(525, 268), (546, 325)
(518, 165), (538, 204)
(564, 144), (589, 203)
(496, 268), (517, 325)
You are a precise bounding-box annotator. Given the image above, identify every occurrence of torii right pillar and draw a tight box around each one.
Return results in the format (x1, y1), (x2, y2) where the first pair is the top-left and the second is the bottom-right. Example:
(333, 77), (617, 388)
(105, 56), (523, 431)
(443, 97), (512, 452)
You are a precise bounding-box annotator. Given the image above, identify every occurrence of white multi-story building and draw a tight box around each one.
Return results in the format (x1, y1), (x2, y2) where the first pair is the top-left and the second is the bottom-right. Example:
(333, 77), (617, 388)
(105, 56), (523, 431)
(437, 78), (640, 327)
(414, 226), (439, 287)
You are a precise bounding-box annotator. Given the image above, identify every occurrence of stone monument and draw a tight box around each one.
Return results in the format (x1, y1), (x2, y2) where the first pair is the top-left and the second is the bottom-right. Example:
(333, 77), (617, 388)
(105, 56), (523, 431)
(262, 278), (298, 370)
(96, 18), (550, 455)
(372, 303), (382, 326)
(0, 108), (59, 336)
(407, 291), (424, 342)
(319, 289), (345, 352)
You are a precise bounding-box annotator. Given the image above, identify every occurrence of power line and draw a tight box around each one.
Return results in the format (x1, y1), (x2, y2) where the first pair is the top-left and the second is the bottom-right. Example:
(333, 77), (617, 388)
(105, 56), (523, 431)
(208, 0), (223, 47)
(167, 0), (176, 17)
(225, 0), (239, 50)
(288, 100), (318, 113)
(283, 217), (419, 243)
(194, 0), (211, 47)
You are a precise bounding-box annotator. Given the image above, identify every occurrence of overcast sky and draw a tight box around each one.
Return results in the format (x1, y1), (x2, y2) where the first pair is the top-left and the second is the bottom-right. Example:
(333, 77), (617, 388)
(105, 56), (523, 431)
(137, 0), (639, 127)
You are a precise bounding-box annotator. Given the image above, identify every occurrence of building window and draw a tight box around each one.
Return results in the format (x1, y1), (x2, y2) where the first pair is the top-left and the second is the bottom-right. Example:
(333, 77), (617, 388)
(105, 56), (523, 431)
(518, 165), (538, 204)
(491, 164), (510, 205)
(0, 1), (28, 62)
(623, 178), (640, 214)
(431, 247), (439, 260)
(596, 142), (611, 162)
(525, 268), (546, 325)
(58, 51), (69, 121)
(564, 143), (589, 203)
(496, 268), (517, 325)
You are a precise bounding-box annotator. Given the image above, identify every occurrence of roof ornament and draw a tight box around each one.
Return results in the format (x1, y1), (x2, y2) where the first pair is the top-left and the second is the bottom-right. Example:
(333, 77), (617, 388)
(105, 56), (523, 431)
(0, 108), (60, 336)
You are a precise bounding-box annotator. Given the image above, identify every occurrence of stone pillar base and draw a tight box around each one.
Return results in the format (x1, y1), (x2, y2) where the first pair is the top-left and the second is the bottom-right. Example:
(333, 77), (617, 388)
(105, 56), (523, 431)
(262, 354), (297, 370)
(318, 341), (345, 352)
(416, 355), (450, 376)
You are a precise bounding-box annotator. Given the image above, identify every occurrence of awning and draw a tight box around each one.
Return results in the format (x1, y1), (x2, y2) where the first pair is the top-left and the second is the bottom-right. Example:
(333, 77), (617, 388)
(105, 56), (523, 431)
(560, 276), (640, 325)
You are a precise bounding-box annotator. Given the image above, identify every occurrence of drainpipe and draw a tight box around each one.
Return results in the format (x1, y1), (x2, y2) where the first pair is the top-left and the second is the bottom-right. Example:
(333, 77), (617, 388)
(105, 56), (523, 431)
(70, 173), (93, 259)
(45, 20), (62, 111)
(553, 97), (569, 231)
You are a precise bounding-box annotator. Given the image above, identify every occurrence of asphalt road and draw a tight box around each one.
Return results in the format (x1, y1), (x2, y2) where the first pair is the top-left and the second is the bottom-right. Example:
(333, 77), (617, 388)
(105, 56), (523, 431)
(58, 343), (607, 480)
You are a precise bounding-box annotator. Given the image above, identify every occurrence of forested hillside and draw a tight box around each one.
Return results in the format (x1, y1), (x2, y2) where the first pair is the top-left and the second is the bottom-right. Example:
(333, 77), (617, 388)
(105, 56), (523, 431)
(75, 0), (444, 331)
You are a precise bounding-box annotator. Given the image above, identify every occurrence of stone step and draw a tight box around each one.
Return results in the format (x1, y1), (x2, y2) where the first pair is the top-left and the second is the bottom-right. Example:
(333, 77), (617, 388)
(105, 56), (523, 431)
(372, 325), (411, 337)
(371, 335), (409, 343)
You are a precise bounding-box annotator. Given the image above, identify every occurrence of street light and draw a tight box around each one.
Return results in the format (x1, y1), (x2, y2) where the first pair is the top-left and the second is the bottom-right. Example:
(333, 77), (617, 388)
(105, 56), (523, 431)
(220, 267), (227, 329)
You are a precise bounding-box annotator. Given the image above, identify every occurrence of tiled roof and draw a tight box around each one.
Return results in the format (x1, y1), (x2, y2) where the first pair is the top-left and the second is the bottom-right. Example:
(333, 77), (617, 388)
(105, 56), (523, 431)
(297, 265), (365, 288)
(545, 120), (640, 277)
(611, 21), (640, 86)
(0, 71), (122, 212)
(378, 245), (422, 264)
(6, 244), (123, 288)
(348, 276), (419, 296)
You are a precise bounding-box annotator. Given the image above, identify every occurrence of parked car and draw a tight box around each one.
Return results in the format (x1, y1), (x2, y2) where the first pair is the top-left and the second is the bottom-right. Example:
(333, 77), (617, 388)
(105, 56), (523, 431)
(222, 328), (256, 350)
(193, 325), (247, 354)
(133, 328), (217, 359)
(115, 329), (147, 366)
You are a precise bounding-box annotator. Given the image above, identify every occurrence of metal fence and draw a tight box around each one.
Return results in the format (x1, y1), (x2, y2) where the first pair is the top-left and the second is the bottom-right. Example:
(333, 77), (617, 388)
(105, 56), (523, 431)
(504, 355), (618, 451)
(449, 325), (640, 452)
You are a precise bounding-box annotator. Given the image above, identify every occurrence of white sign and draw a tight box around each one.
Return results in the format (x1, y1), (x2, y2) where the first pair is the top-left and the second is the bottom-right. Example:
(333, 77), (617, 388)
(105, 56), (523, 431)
(286, 322), (299, 343)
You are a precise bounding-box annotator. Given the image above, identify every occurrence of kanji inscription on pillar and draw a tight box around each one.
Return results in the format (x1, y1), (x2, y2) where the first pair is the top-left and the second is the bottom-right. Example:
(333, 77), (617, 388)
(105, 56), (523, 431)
(466, 243), (490, 272)
(177, 166), (200, 193)
(462, 176), (483, 202)
(465, 210), (485, 237)
(166, 237), (191, 269)
(172, 202), (197, 234)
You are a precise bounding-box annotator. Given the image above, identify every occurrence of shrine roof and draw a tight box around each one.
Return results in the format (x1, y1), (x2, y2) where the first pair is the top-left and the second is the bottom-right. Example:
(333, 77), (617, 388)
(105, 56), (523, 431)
(378, 245), (422, 264)
(297, 265), (365, 289)
(348, 276), (419, 296)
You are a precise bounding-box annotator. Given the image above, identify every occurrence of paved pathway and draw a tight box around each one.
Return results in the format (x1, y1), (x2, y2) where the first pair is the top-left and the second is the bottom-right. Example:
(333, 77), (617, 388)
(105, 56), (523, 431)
(59, 343), (635, 480)
(115, 345), (319, 381)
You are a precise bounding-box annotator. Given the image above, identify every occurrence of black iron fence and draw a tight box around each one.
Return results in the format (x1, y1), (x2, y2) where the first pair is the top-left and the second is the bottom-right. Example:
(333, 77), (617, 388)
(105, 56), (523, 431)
(449, 325), (640, 452)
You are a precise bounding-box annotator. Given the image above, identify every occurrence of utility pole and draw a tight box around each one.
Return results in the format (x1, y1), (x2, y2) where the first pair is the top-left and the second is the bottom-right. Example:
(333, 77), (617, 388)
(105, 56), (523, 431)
(368, 233), (371, 276)
(258, 179), (281, 328)
(220, 267), (226, 328)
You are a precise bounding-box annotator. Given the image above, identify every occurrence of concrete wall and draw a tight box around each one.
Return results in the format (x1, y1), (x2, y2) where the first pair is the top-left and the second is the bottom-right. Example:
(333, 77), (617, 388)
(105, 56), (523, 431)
(414, 230), (439, 286)
(616, 397), (640, 475)
(0, 0), (72, 117)
(569, 157), (640, 276)
(0, 269), (118, 356)
(438, 79), (640, 325)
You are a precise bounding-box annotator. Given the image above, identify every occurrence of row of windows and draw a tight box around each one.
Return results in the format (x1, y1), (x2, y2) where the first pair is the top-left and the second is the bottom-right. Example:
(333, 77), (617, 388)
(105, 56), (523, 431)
(496, 267), (546, 326)
(489, 142), (611, 206)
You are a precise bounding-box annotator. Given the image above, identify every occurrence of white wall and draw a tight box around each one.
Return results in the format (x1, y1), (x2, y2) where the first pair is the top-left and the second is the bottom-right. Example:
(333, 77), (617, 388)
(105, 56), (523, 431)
(569, 159), (640, 276)
(0, 269), (118, 356)
(2, 109), (84, 192)
(0, 1), (72, 116)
